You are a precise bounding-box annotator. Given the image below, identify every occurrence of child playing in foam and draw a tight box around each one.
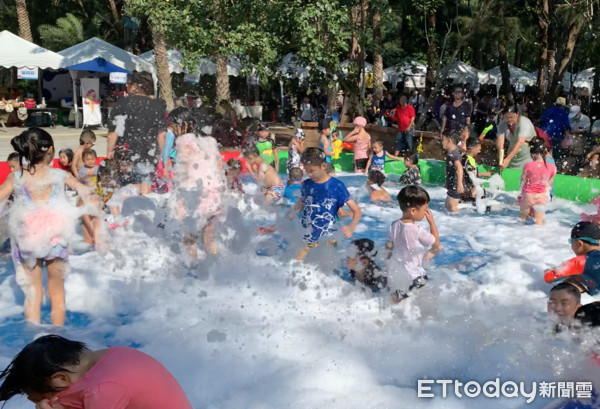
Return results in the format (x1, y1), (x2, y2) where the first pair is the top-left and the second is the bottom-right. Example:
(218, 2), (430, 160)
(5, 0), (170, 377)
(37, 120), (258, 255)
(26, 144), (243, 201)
(72, 129), (96, 178)
(225, 158), (244, 194)
(58, 148), (74, 175)
(343, 116), (372, 174)
(548, 282), (582, 328)
(386, 185), (441, 302)
(292, 148), (361, 261)
(284, 167), (303, 205)
(366, 139), (402, 176)
(399, 153), (421, 185)
(0, 128), (103, 326)
(0, 335), (193, 409)
(244, 148), (284, 205)
(78, 149), (99, 189)
(519, 137), (556, 225)
(367, 170), (391, 202)
(7, 153), (20, 173)
(169, 107), (226, 258)
(284, 129), (306, 176)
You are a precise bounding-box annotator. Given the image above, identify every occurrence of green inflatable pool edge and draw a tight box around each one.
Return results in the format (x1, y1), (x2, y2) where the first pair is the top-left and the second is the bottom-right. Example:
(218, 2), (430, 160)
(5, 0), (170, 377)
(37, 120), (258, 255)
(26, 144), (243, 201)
(275, 152), (600, 204)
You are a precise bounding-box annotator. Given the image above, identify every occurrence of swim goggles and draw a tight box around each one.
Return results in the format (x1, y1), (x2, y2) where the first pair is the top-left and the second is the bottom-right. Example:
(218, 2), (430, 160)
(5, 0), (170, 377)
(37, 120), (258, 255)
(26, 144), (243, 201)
(569, 237), (599, 245)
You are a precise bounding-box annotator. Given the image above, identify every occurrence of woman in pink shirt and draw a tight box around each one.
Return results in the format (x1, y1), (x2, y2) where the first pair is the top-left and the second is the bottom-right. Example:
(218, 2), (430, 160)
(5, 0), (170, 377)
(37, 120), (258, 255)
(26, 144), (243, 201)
(0, 335), (193, 409)
(343, 116), (372, 173)
(520, 137), (556, 225)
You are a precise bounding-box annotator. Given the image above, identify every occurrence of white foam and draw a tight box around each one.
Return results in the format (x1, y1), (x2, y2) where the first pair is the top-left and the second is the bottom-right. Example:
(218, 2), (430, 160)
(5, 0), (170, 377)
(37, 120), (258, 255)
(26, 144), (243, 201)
(0, 177), (598, 408)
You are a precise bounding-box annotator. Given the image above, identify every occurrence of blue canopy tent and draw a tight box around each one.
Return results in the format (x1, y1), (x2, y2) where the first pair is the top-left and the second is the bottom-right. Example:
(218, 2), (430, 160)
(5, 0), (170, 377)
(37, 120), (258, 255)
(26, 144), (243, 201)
(68, 57), (132, 74)
(66, 58), (132, 128)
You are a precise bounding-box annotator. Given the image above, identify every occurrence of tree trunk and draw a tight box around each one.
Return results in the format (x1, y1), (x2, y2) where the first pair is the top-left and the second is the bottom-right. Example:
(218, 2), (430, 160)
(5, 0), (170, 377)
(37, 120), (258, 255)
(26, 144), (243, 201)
(513, 37), (522, 67)
(497, 1), (513, 102)
(548, 21), (580, 102)
(327, 83), (337, 111)
(109, 0), (120, 22)
(342, 3), (365, 122)
(15, 0), (33, 42)
(535, 0), (550, 116)
(372, 4), (383, 105)
(425, 12), (438, 97)
(215, 54), (230, 104)
(152, 27), (174, 112)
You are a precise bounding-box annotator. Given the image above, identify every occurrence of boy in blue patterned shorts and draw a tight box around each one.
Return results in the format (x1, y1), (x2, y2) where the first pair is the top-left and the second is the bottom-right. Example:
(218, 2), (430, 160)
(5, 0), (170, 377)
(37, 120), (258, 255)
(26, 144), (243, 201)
(291, 148), (362, 261)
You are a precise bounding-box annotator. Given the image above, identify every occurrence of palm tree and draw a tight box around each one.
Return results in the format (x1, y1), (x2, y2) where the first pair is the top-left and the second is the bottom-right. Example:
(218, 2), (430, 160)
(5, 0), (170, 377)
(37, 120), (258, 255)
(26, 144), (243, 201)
(38, 13), (84, 51)
(15, 0), (33, 42)
(151, 26), (174, 111)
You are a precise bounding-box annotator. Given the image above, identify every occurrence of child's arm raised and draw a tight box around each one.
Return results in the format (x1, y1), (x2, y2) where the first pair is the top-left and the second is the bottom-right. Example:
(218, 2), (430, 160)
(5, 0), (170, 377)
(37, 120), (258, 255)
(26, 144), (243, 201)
(0, 173), (15, 202)
(341, 199), (361, 238)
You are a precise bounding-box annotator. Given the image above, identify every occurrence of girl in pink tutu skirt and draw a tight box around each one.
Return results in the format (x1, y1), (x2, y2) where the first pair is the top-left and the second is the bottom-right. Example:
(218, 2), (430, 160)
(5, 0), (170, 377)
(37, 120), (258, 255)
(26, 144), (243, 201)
(167, 107), (226, 259)
(0, 128), (104, 326)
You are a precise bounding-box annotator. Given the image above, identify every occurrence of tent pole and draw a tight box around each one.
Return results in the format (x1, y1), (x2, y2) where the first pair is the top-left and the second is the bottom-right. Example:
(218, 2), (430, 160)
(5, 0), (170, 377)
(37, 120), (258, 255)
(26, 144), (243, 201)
(73, 79), (79, 128)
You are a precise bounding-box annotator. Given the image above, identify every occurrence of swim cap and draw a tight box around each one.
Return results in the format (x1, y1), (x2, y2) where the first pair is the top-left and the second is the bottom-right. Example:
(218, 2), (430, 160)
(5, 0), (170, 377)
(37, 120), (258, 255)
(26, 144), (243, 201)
(571, 221), (600, 244)
(353, 116), (367, 127)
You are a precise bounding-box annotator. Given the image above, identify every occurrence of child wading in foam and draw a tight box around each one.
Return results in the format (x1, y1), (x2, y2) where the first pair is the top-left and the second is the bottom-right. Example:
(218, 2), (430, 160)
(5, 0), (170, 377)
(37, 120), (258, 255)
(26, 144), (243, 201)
(0, 335), (194, 409)
(0, 128), (103, 326)
(72, 129), (96, 178)
(442, 132), (465, 212)
(284, 167), (303, 205)
(367, 171), (391, 202)
(366, 140), (402, 176)
(519, 137), (556, 225)
(58, 148), (74, 175)
(399, 153), (421, 185)
(292, 148), (361, 261)
(244, 148), (284, 205)
(386, 185), (441, 303)
(548, 282), (582, 328)
(169, 107), (226, 258)
(343, 116), (372, 173)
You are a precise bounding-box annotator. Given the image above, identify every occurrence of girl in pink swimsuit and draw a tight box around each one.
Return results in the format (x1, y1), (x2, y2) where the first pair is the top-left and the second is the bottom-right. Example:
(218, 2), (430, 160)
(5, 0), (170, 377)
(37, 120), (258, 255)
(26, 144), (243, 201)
(0, 128), (103, 326)
(343, 116), (372, 173)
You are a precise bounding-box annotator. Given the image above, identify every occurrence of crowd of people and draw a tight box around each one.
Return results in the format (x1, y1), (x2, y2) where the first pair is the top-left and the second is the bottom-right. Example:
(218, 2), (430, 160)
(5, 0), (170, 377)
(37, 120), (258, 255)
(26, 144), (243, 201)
(0, 72), (598, 408)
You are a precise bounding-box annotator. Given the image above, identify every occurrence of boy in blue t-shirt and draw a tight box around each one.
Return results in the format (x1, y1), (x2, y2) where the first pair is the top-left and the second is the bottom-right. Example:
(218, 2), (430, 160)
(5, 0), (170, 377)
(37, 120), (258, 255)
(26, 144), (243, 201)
(292, 147), (362, 261)
(284, 167), (303, 205)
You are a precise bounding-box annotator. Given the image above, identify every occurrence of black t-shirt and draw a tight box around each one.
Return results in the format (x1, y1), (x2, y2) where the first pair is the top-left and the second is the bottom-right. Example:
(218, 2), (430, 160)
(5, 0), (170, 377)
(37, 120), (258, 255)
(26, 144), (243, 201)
(108, 95), (167, 165)
(444, 101), (471, 131)
(445, 148), (463, 191)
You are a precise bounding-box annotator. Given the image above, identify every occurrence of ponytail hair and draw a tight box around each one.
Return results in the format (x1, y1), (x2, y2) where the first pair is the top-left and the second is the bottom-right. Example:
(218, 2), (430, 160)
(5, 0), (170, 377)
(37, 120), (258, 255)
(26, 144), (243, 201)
(529, 137), (548, 166)
(10, 128), (54, 174)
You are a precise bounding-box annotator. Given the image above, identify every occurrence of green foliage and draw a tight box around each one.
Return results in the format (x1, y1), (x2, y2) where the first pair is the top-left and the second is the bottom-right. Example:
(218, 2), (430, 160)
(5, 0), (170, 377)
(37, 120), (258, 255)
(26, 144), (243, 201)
(38, 13), (84, 51)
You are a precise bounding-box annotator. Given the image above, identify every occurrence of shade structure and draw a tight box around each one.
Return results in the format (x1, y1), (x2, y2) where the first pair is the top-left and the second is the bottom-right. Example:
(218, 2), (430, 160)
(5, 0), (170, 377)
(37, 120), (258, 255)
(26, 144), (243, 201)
(139, 49), (245, 77)
(0, 30), (65, 69)
(59, 37), (154, 74)
(383, 60), (427, 86)
(439, 61), (498, 88)
(67, 57), (131, 74)
(485, 64), (536, 86)
(278, 53), (326, 82)
(339, 59), (373, 76)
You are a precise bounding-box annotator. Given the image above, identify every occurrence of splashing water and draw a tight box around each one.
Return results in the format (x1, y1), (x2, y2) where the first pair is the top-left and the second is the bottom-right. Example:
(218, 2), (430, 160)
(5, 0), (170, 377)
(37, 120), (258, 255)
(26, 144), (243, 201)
(0, 174), (597, 408)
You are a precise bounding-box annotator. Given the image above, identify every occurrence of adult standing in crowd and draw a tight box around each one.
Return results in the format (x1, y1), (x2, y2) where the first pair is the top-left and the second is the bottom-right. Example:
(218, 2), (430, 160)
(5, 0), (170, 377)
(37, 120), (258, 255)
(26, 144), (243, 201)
(498, 105), (537, 170)
(567, 105), (591, 174)
(440, 86), (471, 148)
(408, 90), (425, 122)
(540, 97), (570, 168)
(107, 73), (167, 194)
(391, 94), (416, 155)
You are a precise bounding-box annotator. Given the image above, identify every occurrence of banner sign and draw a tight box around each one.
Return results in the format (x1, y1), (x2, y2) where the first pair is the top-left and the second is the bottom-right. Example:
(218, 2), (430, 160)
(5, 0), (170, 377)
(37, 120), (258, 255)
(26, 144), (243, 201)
(109, 72), (128, 84)
(17, 68), (38, 80)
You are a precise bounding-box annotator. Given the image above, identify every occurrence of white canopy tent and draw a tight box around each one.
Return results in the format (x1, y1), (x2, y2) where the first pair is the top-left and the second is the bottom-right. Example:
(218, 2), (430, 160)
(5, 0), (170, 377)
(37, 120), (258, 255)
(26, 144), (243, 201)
(59, 38), (155, 128)
(571, 68), (594, 94)
(59, 37), (154, 74)
(383, 60), (427, 88)
(0, 30), (65, 70)
(439, 61), (498, 88)
(139, 50), (244, 77)
(485, 64), (536, 91)
(278, 53), (326, 81)
(339, 59), (373, 76)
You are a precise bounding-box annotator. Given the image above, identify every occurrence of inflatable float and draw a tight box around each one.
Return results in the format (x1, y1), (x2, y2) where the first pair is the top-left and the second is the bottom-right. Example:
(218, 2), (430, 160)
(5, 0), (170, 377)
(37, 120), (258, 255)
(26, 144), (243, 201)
(1, 151), (600, 203)
(544, 255), (600, 295)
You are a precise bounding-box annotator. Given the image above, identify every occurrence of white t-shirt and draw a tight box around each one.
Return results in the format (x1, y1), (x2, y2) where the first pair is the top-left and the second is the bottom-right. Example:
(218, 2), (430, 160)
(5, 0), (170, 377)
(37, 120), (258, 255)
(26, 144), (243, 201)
(386, 220), (435, 285)
(592, 119), (600, 134)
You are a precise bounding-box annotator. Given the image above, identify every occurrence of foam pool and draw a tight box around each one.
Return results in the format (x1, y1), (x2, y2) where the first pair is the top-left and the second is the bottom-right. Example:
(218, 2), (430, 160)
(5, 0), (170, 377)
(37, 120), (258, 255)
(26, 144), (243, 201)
(0, 174), (598, 409)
